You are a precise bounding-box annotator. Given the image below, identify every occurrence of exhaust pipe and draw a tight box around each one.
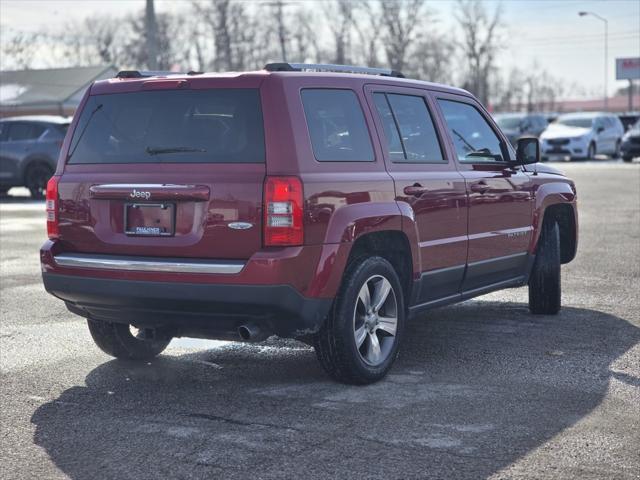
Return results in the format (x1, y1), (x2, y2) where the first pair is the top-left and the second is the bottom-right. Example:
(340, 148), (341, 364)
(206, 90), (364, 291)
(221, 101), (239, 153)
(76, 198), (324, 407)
(237, 324), (268, 342)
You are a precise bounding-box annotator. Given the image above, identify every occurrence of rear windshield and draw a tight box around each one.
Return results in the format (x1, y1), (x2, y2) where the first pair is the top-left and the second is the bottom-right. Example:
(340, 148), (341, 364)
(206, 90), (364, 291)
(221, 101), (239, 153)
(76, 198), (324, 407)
(67, 89), (264, 164)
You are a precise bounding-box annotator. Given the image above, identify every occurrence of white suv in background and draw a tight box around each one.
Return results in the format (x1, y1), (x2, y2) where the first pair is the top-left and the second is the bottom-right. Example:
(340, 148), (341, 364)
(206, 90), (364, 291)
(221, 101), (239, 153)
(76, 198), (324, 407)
(540, 112), (624, 161)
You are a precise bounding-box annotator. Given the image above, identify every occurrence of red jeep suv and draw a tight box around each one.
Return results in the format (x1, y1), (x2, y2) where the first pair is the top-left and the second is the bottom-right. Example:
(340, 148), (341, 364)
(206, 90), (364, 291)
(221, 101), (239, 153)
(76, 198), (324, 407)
(41, 63), (578, 384)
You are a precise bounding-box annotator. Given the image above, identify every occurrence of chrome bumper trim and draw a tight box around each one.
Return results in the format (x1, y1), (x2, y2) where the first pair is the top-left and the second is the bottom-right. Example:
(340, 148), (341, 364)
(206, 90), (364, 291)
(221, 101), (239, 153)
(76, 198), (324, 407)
(53, 254), (245, 274)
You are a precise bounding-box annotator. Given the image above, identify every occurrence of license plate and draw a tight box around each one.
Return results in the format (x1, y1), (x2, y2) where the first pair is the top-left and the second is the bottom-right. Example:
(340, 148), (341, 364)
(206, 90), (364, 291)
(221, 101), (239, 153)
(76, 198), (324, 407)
(548, 154), (567, 161)
(125, 203), (175, 236)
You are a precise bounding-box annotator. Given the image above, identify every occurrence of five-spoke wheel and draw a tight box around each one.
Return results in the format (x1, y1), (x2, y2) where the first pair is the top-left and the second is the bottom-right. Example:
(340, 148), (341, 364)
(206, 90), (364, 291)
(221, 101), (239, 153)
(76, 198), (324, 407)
(314, 256), (405, 384)
(353, 275), (398, 366)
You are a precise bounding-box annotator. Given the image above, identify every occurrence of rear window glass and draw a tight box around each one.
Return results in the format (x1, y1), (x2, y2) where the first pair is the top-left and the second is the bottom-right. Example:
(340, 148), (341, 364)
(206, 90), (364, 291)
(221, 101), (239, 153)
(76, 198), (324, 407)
(301, 89), (374, 162)
(67, 89), (265, 164)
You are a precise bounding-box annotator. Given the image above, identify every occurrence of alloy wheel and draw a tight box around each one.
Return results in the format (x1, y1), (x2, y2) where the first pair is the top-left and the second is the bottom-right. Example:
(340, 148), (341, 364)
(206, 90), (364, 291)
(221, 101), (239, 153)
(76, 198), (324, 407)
(353, 275), (398, 366)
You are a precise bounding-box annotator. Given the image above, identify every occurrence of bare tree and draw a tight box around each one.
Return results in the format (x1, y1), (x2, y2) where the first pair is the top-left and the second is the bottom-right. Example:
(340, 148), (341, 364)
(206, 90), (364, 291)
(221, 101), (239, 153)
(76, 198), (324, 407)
(264, 1), (290, 62)
(324, 0), (356, 64)
(407, 31), (454, 83)
(352, 0), (383, 67)
(0, 30), (41, 70)
(290, 7), (322, 63)
(455, 0), (502, 105)
(193, 0), (233, 70)
(380, 0), (425, 72)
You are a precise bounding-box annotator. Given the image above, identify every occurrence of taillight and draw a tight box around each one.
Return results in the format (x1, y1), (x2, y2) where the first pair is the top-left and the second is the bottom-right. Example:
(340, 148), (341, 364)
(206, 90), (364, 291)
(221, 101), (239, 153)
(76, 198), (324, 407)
(46, 175), (61, 239)
(263, 176), (303, 246)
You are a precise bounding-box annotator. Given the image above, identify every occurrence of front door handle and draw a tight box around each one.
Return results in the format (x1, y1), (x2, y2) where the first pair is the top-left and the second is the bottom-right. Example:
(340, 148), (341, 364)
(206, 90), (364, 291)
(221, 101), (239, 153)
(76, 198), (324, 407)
(470, 181), (490, 194)
(404, 184), (429, 197)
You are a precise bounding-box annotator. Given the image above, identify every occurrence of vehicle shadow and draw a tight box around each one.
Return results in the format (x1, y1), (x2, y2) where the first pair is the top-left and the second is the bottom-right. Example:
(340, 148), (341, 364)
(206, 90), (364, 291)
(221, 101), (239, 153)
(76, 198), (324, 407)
(31, 302), (639, 480)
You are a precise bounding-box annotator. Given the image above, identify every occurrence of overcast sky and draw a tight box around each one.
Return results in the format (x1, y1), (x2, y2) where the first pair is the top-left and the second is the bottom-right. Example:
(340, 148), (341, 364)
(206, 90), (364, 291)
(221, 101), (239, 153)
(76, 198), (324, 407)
(1, 0), (638, 99)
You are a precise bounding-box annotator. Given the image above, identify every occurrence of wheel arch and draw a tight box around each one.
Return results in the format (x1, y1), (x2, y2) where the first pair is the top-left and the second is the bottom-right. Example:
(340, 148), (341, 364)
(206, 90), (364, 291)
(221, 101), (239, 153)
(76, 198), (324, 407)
(531, 182), (578, 264)
(346, 230), (414, 305)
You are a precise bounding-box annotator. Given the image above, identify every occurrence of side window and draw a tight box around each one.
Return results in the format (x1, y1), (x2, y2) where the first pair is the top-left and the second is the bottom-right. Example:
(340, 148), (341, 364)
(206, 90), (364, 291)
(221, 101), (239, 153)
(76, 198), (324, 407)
(7, 122), (45, 141)
(0, 122), (8, 141)
(437, 99), (505, 163)
(372, 93), (404, 161)
(372, 93), (445, 163)
(301, 89), (374, 162)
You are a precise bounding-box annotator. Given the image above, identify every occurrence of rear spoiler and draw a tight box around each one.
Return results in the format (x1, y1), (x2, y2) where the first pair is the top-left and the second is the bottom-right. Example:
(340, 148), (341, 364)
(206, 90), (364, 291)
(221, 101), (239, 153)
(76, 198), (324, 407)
(115, 70), (203, 79)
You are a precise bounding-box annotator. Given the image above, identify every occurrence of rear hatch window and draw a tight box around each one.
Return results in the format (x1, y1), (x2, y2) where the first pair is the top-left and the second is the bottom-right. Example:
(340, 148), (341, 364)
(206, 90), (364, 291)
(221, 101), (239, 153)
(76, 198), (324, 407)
(67, 89), (265, 164)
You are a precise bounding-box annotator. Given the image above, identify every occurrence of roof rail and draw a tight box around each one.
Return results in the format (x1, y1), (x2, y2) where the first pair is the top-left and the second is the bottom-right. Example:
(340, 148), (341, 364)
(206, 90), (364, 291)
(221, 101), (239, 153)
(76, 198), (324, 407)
(115, 70), (203, 79)
(264, 63), (405, 78)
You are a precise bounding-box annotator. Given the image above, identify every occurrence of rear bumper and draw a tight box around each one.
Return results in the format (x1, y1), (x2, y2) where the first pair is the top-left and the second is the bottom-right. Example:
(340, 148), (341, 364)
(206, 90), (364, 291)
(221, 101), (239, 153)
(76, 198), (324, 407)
(42, 272), (332, 339)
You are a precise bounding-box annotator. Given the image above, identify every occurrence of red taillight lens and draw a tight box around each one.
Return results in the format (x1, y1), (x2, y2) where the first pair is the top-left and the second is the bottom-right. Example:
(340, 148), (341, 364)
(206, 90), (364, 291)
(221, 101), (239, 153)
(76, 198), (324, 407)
(46, 175), (61, 239)
(263, 176), (303, 246)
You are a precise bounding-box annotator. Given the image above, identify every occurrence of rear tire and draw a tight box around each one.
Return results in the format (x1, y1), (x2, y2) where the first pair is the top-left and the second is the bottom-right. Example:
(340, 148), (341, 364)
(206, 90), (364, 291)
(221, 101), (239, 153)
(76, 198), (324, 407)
(528, 220), (561, 315)
(622, 156), (633, 163)
(314, 256), (405, 385)
(25, 163), (53, 199)
(87, 319), (171, 360)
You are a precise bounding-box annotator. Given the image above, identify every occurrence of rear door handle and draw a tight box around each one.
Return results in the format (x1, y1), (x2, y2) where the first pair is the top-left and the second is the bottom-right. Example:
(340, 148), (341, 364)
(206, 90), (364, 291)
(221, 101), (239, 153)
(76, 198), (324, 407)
(470, 181), (490, 194)
(403, 184), (429, 197)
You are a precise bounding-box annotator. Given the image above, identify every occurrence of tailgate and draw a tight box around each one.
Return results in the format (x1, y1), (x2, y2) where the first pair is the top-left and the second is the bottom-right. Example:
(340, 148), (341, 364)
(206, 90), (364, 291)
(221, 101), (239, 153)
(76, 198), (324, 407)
(57, 86), (265, 260)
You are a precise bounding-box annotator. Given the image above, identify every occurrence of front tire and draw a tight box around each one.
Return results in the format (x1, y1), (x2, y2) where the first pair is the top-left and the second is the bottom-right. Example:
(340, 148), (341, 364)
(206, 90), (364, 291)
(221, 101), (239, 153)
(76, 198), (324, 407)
(622, 155), (633, 163)
(314, 256), (405, 384)
(87, 319), (171, 360)
(587, 142), (596, 160)
(529, 220), (561, 315)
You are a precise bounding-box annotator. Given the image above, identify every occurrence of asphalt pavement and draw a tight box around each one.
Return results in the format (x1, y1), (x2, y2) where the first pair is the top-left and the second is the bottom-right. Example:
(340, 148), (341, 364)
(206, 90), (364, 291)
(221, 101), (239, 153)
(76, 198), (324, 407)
(1, 161), (639, 480)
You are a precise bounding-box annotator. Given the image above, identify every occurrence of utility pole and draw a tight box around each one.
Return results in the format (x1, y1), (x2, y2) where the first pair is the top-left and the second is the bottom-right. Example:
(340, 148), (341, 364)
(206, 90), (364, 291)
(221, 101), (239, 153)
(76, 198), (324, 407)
(579, 11), (608, 111)
(146, 0), (159, 70)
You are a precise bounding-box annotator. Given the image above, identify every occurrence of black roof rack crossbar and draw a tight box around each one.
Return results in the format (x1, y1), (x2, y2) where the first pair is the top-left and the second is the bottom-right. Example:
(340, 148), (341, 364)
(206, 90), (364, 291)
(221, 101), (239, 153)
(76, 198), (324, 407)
(264, 63), (405, 78)
(115, 70), (203, 79)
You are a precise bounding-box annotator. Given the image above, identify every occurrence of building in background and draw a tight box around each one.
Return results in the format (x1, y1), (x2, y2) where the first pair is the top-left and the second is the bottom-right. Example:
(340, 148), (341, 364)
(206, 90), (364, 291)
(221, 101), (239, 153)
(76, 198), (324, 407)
(0, 65), (117, 118)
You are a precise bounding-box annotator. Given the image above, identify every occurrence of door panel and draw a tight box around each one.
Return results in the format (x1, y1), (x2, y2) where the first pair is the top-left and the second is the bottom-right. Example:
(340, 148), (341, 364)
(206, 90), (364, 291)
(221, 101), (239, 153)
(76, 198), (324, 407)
(434, 95), (534, 290)
(365, 85), (468, 305)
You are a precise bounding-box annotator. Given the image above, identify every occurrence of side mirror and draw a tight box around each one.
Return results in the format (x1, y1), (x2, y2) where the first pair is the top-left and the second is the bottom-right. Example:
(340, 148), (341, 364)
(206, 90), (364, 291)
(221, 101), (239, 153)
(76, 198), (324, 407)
(597, 126), (605, 133)
(515, 137), (539, 165)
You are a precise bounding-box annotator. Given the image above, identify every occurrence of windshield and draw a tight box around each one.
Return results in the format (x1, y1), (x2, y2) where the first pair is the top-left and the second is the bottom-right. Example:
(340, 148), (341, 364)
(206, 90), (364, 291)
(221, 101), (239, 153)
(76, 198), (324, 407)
(67, 89), (265, 164)
(557, 117), (593, 129)
(495, 116), (523, 129)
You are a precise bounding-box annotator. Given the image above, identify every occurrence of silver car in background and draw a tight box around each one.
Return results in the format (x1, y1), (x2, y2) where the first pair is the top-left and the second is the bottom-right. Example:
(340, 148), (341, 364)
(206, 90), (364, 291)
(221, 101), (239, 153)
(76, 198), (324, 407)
(540, 112), (624, 161)
(0, 116), (70, 198)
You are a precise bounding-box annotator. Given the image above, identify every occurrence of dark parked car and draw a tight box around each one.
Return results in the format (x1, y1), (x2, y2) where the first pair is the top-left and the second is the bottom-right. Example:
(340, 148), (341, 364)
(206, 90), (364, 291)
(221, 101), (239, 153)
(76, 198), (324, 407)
(621, 118), (640, 162)
(0, 116), (70, 197)
(493, 113), (548, 146)
(618, 113), (639, 132)
(41, 64), (578, 384)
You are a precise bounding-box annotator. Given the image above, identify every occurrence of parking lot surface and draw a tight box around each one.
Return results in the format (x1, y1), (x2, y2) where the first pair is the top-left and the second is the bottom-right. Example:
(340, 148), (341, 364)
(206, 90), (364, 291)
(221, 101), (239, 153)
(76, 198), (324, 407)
(1, 162), (639, 480)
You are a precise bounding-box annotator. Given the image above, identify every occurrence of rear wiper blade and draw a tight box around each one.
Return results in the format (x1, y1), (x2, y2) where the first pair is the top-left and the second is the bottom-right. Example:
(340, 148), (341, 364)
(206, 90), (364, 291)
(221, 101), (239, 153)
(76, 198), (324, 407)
(145, 146), (207, 156)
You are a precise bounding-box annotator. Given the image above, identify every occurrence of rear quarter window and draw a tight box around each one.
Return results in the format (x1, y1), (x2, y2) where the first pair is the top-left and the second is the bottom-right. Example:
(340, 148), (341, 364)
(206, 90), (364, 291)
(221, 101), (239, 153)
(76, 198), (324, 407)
(67, 89), (265, 164)
(301, 89), (374, 162)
